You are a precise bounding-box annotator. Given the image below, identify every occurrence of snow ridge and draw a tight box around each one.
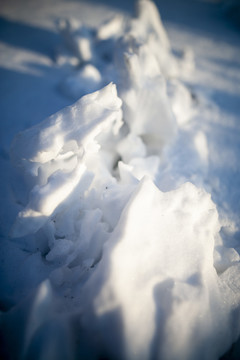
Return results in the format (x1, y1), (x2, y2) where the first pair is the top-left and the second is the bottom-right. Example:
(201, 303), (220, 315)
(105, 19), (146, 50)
(2, 1), (240, 360)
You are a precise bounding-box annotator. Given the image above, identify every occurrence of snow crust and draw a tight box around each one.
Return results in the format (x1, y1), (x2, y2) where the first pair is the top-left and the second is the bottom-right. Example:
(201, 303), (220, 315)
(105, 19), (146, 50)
(1, 0), (240, 359)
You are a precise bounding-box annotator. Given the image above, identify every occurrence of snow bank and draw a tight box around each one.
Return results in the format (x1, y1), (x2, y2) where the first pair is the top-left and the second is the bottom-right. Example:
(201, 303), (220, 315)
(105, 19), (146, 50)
(3, 1), (240, 360)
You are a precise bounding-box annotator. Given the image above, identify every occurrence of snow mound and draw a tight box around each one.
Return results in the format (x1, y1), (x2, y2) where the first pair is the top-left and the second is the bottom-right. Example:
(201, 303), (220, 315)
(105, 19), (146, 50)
(82, 178), (230, 360)
(10, 83), (122, 237)
(3, 1), (240, 360)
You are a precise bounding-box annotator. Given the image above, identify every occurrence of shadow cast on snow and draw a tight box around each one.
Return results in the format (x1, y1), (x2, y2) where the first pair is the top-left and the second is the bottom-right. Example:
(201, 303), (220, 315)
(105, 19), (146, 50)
(0, 16), (60, 59)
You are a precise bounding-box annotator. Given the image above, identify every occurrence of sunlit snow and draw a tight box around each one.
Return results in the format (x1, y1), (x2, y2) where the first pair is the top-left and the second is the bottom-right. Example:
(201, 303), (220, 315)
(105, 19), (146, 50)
(0, 0), (240, 359)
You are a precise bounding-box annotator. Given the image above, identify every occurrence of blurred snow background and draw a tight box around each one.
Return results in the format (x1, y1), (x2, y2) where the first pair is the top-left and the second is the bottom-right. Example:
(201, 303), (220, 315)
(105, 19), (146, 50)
(0, 0), (240, 359)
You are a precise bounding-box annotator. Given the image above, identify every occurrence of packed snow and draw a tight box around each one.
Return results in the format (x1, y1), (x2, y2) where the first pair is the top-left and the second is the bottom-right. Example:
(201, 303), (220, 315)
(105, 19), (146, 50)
(1, 0), (240, 359)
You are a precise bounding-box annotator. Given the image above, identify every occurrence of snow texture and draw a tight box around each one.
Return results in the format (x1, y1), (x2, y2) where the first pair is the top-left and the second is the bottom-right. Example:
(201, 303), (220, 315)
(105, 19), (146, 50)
(1, 0), (240, 359)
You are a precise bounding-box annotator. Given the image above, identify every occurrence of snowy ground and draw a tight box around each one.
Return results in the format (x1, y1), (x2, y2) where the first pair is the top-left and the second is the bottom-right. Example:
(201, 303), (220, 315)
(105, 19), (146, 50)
(0, 0), (240, 359)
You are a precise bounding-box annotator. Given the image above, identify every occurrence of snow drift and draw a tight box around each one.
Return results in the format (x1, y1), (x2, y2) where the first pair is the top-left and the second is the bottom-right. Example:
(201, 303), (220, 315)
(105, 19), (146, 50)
(1, 1), (240, 360)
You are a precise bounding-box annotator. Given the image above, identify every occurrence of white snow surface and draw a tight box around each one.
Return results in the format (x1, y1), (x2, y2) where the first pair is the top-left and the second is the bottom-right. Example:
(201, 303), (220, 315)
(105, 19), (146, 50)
(1, 0), (240, 359)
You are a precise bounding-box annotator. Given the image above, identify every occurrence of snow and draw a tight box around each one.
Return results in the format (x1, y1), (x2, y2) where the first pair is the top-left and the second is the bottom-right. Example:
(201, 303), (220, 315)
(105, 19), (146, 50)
(83, 179), (225, 360)
(1, 0), (240, 359)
